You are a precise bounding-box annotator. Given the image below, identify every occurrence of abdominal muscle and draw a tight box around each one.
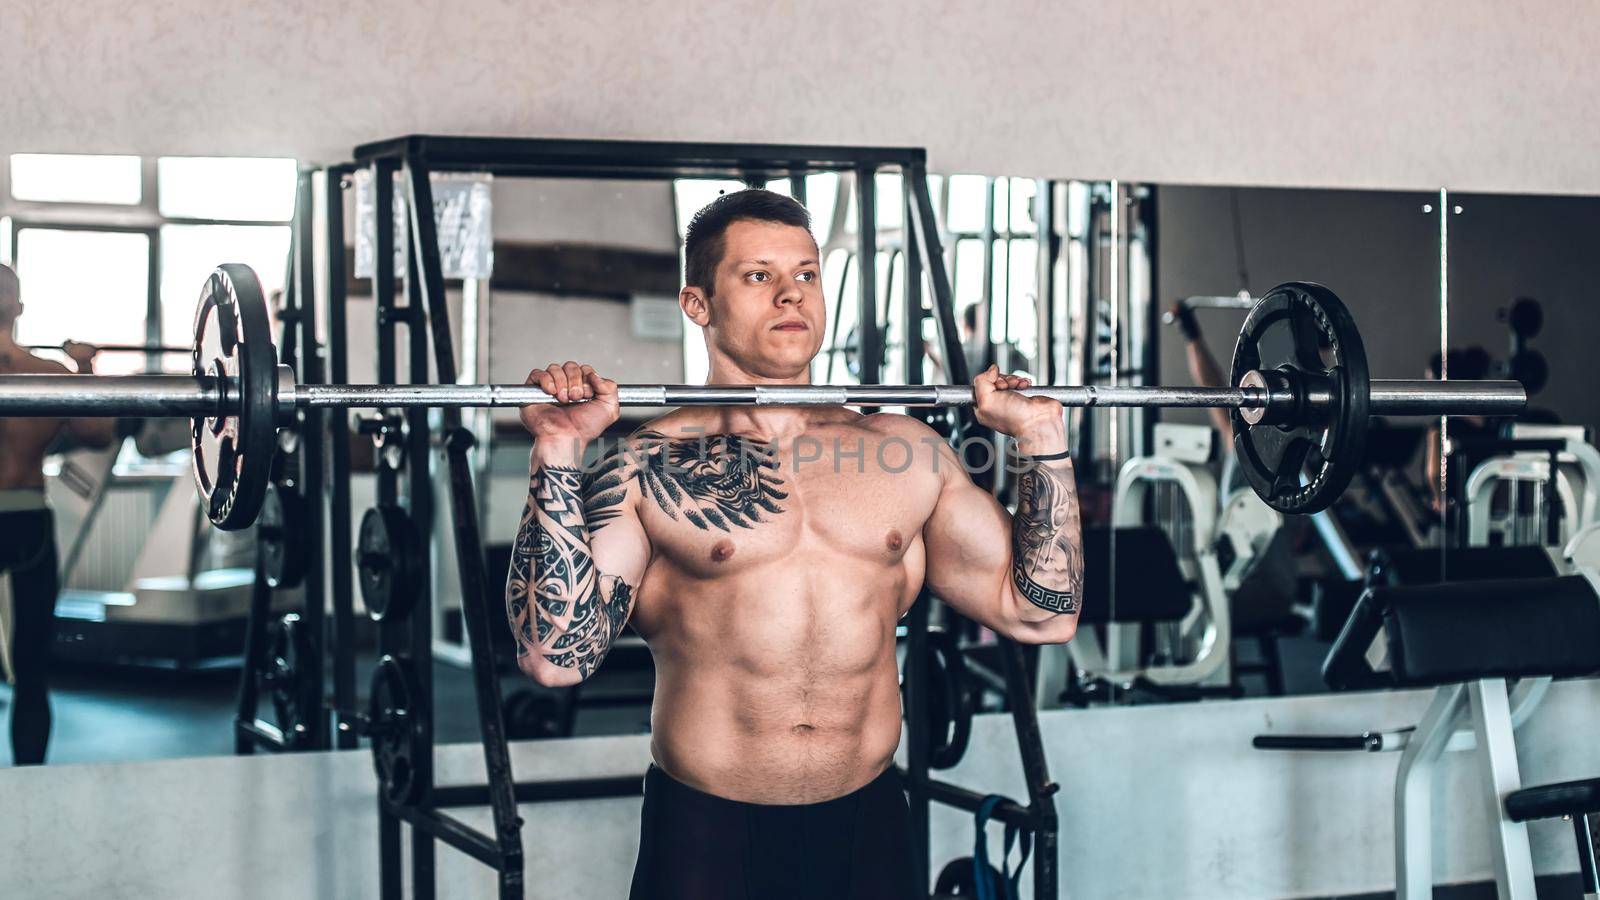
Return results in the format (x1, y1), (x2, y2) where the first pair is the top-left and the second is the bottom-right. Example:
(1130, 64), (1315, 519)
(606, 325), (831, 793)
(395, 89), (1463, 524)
(636, 554), (914, 805)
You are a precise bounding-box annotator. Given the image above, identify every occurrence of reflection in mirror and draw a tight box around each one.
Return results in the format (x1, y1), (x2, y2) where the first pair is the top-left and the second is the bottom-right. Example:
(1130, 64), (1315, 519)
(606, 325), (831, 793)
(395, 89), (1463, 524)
(1061, 184), (1447, 708)
(0, 156), (298, 765)
(1443, 193), (1597, 568)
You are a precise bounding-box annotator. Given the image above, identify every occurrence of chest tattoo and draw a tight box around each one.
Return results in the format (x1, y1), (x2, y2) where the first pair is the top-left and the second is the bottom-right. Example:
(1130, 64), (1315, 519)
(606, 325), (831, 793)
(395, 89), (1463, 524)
(584, 431), (788, 532)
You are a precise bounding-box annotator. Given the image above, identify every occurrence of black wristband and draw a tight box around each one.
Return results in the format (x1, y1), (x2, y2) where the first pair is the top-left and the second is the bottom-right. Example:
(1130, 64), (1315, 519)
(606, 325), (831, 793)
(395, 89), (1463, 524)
(1175, 304), (1201, 340)
(1019, 448), (1073, 463)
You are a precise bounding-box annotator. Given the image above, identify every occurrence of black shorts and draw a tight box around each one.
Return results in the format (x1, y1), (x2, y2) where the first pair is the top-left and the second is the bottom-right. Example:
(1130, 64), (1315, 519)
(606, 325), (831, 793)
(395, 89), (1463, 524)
(628, 763), (918, 900)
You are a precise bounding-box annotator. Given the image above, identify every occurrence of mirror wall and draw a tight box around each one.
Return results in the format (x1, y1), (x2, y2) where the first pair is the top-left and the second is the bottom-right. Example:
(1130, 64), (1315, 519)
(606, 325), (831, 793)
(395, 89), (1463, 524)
(1078, 184), (1447, 706)
(1442, 192), (1597, 559)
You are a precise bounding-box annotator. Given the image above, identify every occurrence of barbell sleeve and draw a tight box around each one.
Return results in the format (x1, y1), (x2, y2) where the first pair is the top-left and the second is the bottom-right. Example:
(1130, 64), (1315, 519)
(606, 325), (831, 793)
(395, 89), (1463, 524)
(0, 374), (223, 417)
(1366, 379), (1528, 416)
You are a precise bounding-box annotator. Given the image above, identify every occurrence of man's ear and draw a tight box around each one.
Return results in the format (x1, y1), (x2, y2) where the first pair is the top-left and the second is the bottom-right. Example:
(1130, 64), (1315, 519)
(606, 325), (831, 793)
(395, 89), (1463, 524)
(680, 286), (711, 327)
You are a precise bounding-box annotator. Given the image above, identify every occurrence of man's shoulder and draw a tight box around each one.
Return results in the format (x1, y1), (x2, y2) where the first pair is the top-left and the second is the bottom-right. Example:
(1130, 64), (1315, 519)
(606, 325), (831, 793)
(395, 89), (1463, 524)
(622, 409), (706, 443)
(857, 410), (946, 444)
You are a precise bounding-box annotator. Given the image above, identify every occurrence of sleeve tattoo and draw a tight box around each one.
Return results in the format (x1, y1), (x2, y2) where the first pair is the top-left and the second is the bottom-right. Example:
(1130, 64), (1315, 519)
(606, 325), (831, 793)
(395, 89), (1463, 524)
(506, 464), (635, 680)
(504, 433), (791, 678)
(1010, 460), (1083, 614)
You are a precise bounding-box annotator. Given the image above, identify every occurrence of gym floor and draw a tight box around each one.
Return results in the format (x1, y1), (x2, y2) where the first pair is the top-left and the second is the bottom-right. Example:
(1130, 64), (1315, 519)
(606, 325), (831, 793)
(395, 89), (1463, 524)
(0, 652), (655, 767)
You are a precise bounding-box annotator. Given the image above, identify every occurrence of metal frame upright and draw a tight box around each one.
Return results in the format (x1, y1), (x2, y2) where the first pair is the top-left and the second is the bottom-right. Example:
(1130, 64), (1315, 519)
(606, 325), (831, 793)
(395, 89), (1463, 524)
(235, 167), (330, 754)
(320, 134), (1062, 899)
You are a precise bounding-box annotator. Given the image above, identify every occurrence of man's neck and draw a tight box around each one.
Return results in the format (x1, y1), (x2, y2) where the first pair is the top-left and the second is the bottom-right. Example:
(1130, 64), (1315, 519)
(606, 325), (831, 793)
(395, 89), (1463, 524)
(703, 358), (810, 388)
(700, 358), (823, 440)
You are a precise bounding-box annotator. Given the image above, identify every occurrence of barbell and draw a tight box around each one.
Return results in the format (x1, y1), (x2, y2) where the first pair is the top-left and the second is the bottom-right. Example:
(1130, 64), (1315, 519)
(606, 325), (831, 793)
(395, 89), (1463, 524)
(1160, 293), (1259, 326)
(0, 264), (1525, 528)
(25, 342), (194, 355)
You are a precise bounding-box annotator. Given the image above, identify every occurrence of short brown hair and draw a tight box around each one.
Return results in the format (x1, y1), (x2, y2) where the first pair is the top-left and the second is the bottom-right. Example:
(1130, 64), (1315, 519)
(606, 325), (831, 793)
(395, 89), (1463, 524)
(683, 190), (812, 297)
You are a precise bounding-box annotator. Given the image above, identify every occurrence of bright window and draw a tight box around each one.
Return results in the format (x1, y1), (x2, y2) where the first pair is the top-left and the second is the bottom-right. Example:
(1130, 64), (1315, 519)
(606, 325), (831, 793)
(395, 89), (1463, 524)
(805, 173), (840, 245)
(10, 154), (142, 205)
(1009, 178), (1037, 233)
(875, 172), (904, 231)
(946, 175), (989, 233)
(13, 228), (151, 375)
(157, 157), (297, 221)
(1005, 238), (1040, 361)
(673, 180), (747, 238)
(953, 238), (985, 312)
(159, 225), (291, 367)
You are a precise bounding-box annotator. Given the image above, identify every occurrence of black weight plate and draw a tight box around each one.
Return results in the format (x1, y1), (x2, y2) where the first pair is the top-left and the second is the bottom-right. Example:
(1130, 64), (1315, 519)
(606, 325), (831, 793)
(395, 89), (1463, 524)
(934, 856), (1008, 898)
(901, 627), (974, 771)
(358, 505), (423, 623)
(192, 264), (279, 531)
(1230, 282), (1370, 514)
(1507, 297), (1543, 338)
(369, 655), (425, 806)
(262, 613), (311, 746)
(502, 688), (573, 740)
(1509, 349), (1548, 396)
(258, 482), (306, 589)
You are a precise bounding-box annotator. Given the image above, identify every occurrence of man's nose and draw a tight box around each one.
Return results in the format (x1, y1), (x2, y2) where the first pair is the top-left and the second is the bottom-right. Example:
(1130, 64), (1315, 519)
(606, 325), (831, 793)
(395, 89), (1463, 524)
(774, 281), (802, 306)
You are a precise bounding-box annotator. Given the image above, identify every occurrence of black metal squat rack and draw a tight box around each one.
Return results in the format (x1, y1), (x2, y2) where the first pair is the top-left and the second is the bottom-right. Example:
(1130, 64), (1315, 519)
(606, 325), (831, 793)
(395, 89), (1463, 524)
(241, 135), (1064, 899)
(235, 167), (330, 755)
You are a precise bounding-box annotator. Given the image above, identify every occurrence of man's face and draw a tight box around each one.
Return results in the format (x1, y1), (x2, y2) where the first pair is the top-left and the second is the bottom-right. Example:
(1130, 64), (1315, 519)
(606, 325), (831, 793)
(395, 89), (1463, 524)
(683, 219), (824, 378)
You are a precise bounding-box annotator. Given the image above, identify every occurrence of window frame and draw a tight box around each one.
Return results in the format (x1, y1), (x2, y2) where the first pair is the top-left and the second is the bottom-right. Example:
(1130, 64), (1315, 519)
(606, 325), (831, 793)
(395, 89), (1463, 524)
(1, 155), (296, 371)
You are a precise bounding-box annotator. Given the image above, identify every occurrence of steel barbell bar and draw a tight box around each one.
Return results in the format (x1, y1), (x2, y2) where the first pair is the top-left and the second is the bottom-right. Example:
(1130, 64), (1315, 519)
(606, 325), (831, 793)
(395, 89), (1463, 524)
(24, 342), (194, 355)
(0, 371), (1528, 418)
(1161, 293), (1260, 325)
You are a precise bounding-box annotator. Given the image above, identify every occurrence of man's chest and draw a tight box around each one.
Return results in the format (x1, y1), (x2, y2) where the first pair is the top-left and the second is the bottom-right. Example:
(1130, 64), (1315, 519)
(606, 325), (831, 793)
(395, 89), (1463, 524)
(606, 429), (944, 575)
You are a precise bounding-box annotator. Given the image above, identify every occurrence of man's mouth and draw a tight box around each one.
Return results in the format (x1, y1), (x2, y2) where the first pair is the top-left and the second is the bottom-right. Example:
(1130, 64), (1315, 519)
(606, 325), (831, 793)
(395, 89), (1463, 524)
(773, 321), (809, 332)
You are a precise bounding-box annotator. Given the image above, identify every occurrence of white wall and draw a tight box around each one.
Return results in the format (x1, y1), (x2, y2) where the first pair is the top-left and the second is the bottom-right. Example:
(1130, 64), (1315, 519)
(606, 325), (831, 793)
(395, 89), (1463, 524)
(3, 680), (1596, 899)
(6, 1), (1600, 193)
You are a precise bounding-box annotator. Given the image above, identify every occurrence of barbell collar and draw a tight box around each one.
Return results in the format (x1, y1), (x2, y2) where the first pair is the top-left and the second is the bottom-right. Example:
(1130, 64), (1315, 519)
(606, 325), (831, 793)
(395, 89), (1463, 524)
(276, 365), (298, 425)
(1237, 370), (1299, 426)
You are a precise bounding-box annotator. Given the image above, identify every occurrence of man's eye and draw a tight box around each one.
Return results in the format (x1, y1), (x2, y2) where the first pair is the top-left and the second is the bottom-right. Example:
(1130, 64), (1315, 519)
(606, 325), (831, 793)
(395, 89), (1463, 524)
(748, 271), (769, 282)
(797, 271), (816, 282)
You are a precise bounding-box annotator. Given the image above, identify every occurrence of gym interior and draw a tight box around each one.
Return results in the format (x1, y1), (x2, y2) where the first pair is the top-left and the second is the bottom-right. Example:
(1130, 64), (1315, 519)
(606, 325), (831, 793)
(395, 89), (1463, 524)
(1, 4), (1597, 899)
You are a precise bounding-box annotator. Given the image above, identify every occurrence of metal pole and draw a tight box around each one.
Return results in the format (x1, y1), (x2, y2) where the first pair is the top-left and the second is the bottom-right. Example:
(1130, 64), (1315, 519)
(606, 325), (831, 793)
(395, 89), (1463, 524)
(294, 167), (329, 751)
(371, 157), (403, 900)
(400, 160), (438, 900)
(1035, 179), (1056, 386)
(903, 180), (924, 389)
(326, 165), (358, 752)
(404, 155), (526, 895)
(903, 592), (931, 898)
(857, 167), (881, 384)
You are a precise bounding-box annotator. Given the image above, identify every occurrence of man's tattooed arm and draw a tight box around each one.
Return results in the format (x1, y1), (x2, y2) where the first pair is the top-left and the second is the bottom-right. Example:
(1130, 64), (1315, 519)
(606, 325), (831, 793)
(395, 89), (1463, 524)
(1010, 459), (1084, 616)
(506, 460), (638, 682)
